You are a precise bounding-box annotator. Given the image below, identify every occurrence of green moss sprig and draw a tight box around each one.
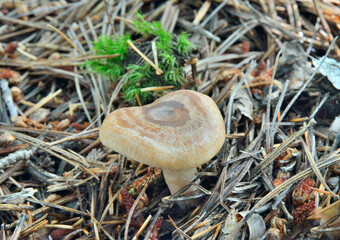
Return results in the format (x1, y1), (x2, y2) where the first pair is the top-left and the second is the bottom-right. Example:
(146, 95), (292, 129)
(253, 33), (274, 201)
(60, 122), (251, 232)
(85, 13), (196, 104)
(85, 34), (131, 78)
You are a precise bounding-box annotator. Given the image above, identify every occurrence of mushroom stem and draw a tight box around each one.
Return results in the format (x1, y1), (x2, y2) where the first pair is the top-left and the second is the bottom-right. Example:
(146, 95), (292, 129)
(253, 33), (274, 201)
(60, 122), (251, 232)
(162, 168), (199, 196)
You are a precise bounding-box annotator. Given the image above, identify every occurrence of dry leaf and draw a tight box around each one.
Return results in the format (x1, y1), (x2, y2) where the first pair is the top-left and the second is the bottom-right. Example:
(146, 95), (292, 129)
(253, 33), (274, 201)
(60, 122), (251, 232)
(237, 211), (266, 240)
(30, 108), (50, 123)
(232, 88), (253, 121)
(312, 57), (340, 90)
(277, 41), (313, 90)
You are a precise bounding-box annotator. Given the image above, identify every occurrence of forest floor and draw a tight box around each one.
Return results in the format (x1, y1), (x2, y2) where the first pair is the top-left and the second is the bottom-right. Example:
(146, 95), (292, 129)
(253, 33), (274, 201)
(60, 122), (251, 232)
(0, 1), (339, 240)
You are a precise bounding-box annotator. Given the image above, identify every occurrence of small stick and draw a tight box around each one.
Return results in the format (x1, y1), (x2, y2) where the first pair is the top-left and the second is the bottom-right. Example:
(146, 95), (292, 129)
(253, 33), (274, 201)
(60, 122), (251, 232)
(289, 117), (309, 122)
(127, 40), (163, 75)
(193, 0), (212, 25)
(193, 220), (211, 230)
(278, 36), (338, 125)
(168, 215), (193, 240)
(250, 119), (316, 177)
(16, 46), (37, 60)
(134, 92), (142, 107)
(302, 139), (339, 199)
(191, 222), (223, 239)
(0, 149), (33, 169)
(10, 213), (26, 240)
(310, 187), (331, 195)
(23, 89), (62, 117)
(79, 139), (101, 155)
(44, 224), (74, 229)
(188, 58), (200, 85)
(124, 179), (150, 240)
(24, 54), (120, 67)
(151, 40), (158, 66)
(133, 163), (144, 177)
(72, 218), (84, 227)
(140, 86), (174, 92)
(20, 220), (48, 238)
(133, 215), (152, 240)
(28, 198), (89, 216)
(303, 122), (309, 145)
(0, 204), (33, 211)
(0, 15), (49, 30)
(211, 223), (222, 240)
(47, 24), (85, 56)
(266, 47), (285, 152)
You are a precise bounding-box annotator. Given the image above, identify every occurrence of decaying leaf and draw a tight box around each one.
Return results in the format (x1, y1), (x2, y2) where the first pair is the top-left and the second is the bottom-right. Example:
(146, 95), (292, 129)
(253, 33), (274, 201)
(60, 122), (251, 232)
(222, 209), (240, 237)
(0, 132), (15, 147)
(232, 88), (253, 121)
(237, 211), (266, 240)
(329, 116), (340, 139)
(0, 188), (37, 204)
(29, 108), (50, 122)
(312, 57), (340, 90)
(308, 200), (340, 240)
(277, 41), (314, 90)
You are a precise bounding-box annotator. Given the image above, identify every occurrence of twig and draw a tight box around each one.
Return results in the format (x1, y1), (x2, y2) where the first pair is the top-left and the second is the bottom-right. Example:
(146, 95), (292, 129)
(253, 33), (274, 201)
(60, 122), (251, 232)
(74, 68), (93, 125)
(0, 149), (33, 169)
(23, 89), (62, 117)
(47, 24), (85, 56)
(124, 178), (150, 240)
(302, 139), (339, 199)
(0, 79), (18, 119)
(266, 47), (285, 152)
(127, 40), (163, 75)
(133, 215), (152, 240)
(168, 215), (193, 240)
(278, 36), (338, 125)
(250, 119), (316, 177)
(9, 213), (26, 240)
(227, 151), (340, 240)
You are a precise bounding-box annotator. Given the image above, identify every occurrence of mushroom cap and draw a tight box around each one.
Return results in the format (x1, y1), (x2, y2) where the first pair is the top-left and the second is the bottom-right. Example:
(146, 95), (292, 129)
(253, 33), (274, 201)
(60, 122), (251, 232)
(99, 90), (225, 170)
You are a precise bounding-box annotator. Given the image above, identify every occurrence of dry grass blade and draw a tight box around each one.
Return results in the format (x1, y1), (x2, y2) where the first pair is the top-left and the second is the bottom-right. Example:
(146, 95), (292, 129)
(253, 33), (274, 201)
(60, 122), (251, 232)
(1, 1), (339, 239)
(278, 36), (338, 124)
(250, 119), (316, 178)
(266, 47), (285, 152)
(0, 204), (33, 211)
(74, 72), (93, 125)
(48, 128), (99, 146)
(47, 24), (85, 56)
(23, 89), (62, 117)
(9, 213), (26, 240)
(4, 130), (89, 168)
(28, 198), (89, 217)
(133, 214), (152, 240)
(0, 14), (50, 30)
(228, 152), (340, 240)
(127, 40), (163, 75)
(301, 139), (339, 199)
(31, 193), (79, 217)
(168, 215), (193, 240)
(20, 214), (49, 238)
(124, 178), (150, 240)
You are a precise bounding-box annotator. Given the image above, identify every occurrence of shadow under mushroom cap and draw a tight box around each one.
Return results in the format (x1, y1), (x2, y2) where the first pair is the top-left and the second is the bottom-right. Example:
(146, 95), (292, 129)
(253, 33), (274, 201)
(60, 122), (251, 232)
(99, 90), (225, 170)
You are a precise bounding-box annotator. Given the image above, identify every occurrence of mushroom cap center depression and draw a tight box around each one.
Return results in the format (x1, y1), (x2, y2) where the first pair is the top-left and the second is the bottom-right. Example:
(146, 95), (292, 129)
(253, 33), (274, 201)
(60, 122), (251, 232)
(99, 90), (225, 170)
(144, 101), (190, 127)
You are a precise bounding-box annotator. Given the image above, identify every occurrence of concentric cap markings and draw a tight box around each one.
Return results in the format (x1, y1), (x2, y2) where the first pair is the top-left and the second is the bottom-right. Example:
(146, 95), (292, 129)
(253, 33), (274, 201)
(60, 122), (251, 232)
(99, 90), (225, 170)
(143, 101), (190, 127)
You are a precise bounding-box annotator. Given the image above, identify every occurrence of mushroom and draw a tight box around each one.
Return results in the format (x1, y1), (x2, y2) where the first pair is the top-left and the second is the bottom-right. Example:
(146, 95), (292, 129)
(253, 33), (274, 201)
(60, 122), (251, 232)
(99, 90), (225, 205)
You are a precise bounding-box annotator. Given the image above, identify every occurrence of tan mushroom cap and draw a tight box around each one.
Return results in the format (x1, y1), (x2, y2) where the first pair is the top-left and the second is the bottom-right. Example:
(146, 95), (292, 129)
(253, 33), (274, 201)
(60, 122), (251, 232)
(99, 90), (225, 170)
